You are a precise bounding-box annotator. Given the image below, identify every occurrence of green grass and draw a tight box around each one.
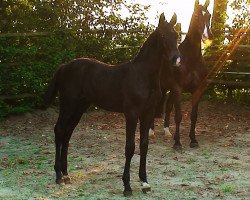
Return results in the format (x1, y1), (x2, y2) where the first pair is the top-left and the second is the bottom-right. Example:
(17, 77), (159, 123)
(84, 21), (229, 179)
(220, 183), (234, 194)
(0, 136), (54, 199)
(186, 158), (196, 164)
(201, 149), (212, 159)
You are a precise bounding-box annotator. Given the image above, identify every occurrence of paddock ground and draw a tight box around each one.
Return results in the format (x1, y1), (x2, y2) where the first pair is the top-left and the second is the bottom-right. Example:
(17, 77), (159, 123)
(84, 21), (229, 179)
(0, 100), (249, 199)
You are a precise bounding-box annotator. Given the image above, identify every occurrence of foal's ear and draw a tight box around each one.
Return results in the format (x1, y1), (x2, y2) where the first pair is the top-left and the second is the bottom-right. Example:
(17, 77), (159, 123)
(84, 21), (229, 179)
(170, 13), (177, 26)
(158, 13), (166, 27)
(203, 0), (210, 9)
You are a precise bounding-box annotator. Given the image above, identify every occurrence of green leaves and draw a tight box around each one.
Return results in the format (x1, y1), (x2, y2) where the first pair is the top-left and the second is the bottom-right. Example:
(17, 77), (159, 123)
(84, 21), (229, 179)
(0, 0), (152, 117)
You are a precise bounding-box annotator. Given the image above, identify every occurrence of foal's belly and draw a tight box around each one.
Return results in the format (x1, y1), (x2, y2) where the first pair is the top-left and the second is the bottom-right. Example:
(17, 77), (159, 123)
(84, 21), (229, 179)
(94, 100), (124, 113)
(88, 94), (125, 113)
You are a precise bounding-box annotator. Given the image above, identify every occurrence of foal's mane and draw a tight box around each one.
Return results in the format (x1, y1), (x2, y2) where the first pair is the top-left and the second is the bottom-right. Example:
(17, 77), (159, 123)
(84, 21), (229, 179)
(133, 29), (159, 62)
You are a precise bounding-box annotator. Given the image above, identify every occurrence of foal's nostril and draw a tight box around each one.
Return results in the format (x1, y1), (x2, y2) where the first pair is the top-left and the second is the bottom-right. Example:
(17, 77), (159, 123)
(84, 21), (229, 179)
(176, 57), (181, 66)
(172, 56), (178, 64)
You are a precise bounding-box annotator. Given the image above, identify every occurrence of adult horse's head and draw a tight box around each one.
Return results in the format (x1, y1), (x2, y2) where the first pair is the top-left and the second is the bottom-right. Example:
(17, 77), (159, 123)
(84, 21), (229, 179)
(193, 0), (213, 41)
(157, 13), (181, 66)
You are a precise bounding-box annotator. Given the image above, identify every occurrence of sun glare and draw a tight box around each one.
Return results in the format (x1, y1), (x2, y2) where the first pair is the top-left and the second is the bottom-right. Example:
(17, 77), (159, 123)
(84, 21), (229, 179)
(126, 0), (214, 32)
(127, 0), (240, 34)
(203, 39), (213, 48)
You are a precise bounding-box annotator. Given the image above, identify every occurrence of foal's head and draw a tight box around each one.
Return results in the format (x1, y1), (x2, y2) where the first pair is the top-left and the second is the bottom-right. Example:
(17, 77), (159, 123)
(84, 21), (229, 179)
(157, 13), (181, 66)
(191, 0), (213, 41)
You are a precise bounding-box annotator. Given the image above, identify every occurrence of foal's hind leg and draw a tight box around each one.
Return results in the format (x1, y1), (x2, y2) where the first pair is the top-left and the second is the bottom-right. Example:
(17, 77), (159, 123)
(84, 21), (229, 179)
(54, 113), (68, 184)
(149, 90), (166, 137)
(54, 99), (89, 184)
(154, 89), (166, 118)
(60, 101), (90, 184)
(164, 92), (174, 137)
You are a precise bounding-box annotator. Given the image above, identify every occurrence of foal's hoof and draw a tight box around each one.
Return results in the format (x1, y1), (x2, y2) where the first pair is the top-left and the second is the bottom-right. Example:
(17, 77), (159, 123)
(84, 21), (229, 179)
(56, 178), (64, 185)
(141, 182), (151, 194)
(123, 190), (133, 197)
(190, 142), (199, 148)
(63, 175), (72, 184)
(173, 144), (183, 151)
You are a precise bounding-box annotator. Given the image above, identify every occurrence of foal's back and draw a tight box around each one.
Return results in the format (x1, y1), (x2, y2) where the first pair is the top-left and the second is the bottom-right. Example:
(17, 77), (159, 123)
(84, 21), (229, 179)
(56, 58), (135, 112)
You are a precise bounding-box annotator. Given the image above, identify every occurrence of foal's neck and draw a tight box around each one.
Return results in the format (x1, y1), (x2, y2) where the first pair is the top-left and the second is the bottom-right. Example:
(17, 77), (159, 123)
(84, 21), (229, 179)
(133, 31), (164, 69)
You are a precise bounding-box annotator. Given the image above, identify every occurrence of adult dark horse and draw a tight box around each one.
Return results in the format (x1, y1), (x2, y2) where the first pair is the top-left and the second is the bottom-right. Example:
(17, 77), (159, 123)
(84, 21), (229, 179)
(150, 0), (213, 149)
(44, 13), (180, 196)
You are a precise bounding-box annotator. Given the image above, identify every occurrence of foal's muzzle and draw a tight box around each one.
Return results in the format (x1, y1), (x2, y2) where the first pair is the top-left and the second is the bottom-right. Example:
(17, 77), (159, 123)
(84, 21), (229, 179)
(171, 55), (181, 67)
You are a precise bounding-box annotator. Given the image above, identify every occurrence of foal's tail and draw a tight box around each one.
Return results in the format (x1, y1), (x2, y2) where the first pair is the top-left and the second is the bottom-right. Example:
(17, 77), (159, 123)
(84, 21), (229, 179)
(43, 67), (61, 108)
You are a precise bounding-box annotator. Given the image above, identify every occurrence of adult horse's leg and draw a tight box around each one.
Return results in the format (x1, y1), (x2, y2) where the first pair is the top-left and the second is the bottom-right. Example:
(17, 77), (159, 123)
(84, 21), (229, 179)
(189, 92), (201, 148)
(172, 89), (183, 150)
(163, 92), (174, 137)
(60, 100), (90, 184)
(122, 110), (138, 196)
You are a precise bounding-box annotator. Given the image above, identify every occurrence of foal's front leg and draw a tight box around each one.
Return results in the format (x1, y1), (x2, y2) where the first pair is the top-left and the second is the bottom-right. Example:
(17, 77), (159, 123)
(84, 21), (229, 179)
(122, 111), (138, 196)
(139, 109), (156, 193)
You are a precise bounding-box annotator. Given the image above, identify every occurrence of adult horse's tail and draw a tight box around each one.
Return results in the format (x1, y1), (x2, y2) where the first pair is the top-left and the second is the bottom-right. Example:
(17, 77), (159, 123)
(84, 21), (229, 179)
(43, 67), (61, 107)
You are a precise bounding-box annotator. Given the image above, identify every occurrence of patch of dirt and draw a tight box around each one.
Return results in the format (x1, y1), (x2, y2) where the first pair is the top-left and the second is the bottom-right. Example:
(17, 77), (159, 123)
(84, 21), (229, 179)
(0, 100), (249, 199)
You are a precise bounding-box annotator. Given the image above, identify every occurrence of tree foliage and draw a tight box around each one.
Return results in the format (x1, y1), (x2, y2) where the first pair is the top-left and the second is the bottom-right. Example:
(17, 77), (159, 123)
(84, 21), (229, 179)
(0, 0), (152, 118)
(211, 0), (229, 46)
(227, 0), (249, 43)
(206, 0), (249, 103)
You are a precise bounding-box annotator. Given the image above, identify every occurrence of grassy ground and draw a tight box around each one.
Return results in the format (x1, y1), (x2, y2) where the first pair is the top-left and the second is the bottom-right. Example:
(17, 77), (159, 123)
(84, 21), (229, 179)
(0, 101), (249, 199)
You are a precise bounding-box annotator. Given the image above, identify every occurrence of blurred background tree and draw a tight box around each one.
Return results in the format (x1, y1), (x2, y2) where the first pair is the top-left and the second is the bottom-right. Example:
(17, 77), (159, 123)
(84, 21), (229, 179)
(211, 0), (229, 46)
(0, 0), (249, 118)
(0, 0), (152, 118)
(206, 0), (249, 103)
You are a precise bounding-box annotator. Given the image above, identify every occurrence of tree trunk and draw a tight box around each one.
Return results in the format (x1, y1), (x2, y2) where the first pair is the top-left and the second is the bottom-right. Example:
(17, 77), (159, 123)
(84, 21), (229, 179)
(211, 0), (229, 45)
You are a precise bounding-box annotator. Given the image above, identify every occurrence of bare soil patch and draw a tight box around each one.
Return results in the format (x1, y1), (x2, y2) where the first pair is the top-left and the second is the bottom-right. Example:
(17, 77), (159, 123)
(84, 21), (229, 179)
(0, 100), (249, 199)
